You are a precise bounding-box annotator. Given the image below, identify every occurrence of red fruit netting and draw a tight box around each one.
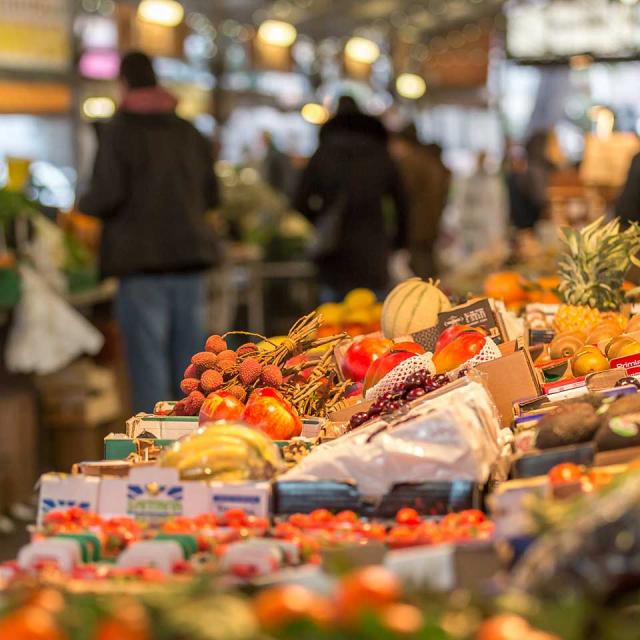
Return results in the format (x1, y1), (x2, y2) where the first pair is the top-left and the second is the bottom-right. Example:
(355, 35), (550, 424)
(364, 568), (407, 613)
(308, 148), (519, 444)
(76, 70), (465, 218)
(365, 353), (436, 401)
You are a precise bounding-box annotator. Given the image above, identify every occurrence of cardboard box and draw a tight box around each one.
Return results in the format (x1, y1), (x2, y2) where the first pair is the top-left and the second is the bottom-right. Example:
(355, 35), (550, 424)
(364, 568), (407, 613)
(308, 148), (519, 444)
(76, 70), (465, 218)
(475, 341), (542, 428)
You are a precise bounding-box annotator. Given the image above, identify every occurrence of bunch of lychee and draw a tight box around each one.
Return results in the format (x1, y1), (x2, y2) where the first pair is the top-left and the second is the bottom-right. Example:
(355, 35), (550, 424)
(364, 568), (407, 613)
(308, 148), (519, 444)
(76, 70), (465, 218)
(173, 335), (284, 416)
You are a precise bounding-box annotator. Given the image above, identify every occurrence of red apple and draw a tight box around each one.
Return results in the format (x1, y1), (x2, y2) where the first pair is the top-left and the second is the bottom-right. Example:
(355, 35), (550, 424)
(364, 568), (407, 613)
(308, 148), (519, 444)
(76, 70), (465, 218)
(434, 325), (486, 354)
(432, 332), (486, 374)
(241, 387), (302, 440)
(341, 337), (393, 382)
(199, 391), (245, 424)
(363, 342), (426, 393)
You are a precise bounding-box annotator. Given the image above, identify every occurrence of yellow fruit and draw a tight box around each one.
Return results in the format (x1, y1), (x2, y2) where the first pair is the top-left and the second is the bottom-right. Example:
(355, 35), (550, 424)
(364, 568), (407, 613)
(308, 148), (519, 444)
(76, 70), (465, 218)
(344, 288), (377, 310)
(571, 346), (609, 376)
(371, 303), (383, 322)
(343, 308), (372, 326)
(317, 303), (344, 326)
(381, 278), (451, 338)
(258, 336), (287, 352)
(586, 320), (622, 345)
(613, 340), (640, 359)
(626, 315), (640, 333)
(605, 336), (637, 359)
(554, 305), (601, 333)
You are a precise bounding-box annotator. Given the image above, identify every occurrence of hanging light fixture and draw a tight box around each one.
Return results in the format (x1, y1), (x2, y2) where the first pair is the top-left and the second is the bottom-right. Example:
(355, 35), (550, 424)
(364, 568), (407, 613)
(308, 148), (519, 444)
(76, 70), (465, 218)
(137, 0), (184, 27)
(345, 36), (380, 64)
(301, 103), (329, 125)
(82, 97), (116, 120)
(396, 72), (427, 99)
(257, 20), (298, 47)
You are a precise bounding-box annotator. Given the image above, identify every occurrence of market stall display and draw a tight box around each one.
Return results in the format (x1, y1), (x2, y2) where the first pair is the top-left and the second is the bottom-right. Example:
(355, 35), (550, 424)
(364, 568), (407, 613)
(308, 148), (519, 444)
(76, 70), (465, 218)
(5, 216), (640, 640)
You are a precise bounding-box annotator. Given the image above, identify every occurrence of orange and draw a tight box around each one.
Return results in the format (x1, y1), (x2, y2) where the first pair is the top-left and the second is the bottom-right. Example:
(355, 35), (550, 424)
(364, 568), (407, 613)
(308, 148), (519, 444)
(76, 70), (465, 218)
(484, 272), (527, 305)
(476, 614), (531, 640)
(335, 566), (401, 622)
(95, 602), (149, 640)
(0, 606), (66, 640)
(254, 584), (320, 631)
(380, 603), (424, 635)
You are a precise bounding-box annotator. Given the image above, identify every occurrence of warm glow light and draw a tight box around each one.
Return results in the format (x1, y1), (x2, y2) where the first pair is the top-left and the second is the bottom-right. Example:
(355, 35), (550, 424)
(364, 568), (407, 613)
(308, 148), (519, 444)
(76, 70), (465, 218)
(82, 96), (116, 119)
(396, 72), (427, 99)
(137, 0), (184, 27)
(301, 103), (329, 125)
(257, 20), (298, 47)
(345, 36), (380, 64)
(595, 107), (615, 138)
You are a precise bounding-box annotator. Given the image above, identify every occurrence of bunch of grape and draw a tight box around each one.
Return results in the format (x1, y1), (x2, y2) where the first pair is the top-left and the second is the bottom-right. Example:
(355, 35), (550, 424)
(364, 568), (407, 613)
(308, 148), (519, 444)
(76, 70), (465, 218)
(348, 371), (449, 431)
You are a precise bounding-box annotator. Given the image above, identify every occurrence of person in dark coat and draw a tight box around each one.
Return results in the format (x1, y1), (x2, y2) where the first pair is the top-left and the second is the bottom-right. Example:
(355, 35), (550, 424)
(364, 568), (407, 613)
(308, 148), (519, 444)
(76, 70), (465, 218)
(294, 96), (407, 301)
(79, 51), (220, 413)
(617, 152), (640, 224)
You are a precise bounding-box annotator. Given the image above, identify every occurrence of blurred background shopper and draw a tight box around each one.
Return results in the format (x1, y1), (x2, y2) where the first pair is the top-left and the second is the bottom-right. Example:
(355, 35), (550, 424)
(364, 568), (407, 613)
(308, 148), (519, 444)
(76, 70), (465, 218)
(78, 51), (220, 413)
(294, 96), (407, 301)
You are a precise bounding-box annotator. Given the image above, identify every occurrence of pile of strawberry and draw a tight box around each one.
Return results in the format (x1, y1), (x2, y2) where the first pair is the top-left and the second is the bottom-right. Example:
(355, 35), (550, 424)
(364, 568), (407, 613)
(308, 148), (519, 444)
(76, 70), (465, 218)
(175, 335), (284, 416)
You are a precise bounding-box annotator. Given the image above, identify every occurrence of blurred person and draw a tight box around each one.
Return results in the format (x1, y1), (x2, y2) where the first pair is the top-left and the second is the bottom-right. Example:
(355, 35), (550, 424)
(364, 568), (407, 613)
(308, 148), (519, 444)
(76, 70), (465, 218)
(389, 125), (449, 279)
(78, 51), (220, 413)
(294, 96), (407, 301)
(616, 151), (640, 224)
(457, 151), (508, 256)
(261, 131), (292, 197)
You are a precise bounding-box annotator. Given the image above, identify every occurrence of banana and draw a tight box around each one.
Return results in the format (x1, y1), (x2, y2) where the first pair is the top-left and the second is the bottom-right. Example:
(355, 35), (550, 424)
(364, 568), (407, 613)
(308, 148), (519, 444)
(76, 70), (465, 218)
(201, 423), (282, 469)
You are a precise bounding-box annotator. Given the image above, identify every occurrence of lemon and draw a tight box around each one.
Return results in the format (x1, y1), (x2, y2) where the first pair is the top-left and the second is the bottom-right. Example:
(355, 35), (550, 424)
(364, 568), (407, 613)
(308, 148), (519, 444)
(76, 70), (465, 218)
(258, 336), (287, 352)
(370, 302), (383, 322)
(317, 303), (344, 326)
(343, 308), (371, 325)
(344, 288), (377, 310)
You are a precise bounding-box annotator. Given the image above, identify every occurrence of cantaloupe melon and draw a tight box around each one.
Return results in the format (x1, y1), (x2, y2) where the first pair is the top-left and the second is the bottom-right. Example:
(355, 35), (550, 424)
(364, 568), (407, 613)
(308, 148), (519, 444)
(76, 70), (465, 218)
(381, 278), (451, 338)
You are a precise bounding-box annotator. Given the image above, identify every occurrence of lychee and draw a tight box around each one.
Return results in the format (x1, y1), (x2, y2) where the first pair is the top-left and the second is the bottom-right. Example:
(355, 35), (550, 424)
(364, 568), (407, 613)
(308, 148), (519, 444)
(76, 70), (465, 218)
(184, 390), (205, 416)
(183, 364), (199, 379)
(180, 378), (201, 395)
(216, 357), (236, 374)
(260, 364), (283, 388)
(205, 335), (228, 354)
(228, 385), (247, 403)
(192, 351), (217, 372)
(201, 369), (223, 394)
(236, 343), (258, 357)
(173, 400), (187, 416)
(217, 349), (237, 363)
(238, 357), (263, 385)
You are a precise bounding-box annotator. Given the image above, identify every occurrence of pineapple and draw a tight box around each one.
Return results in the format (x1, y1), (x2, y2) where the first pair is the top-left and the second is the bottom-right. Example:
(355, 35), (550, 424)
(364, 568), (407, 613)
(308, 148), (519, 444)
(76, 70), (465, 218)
(554, 217), (640, 333)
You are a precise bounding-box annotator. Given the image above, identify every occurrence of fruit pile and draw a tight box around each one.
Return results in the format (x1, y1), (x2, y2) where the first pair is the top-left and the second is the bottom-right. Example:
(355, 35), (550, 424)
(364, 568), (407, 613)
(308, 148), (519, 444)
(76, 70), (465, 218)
(172, 311), (348, 418)
(317, 288), (382, 337)
(274, 508), (495, 551)
(349, 370), (449, 431)
(160, 422), (283, 481)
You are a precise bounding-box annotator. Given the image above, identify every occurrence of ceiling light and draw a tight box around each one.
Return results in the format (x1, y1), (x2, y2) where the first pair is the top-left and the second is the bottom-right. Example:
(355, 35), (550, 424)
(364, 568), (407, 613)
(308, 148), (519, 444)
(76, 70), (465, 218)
(137, 0), (184, 27)
(345, 36), (380, 64)
(257, 20), (297, 47)
(82, 96), (116, 119)
(396, 72), (427, 99)
(301, 103), (329, 125)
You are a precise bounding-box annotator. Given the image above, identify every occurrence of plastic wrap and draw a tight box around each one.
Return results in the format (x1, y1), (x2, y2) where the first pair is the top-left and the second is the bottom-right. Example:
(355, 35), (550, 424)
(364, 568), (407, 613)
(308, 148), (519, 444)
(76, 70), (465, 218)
(281, 379), (503, 498)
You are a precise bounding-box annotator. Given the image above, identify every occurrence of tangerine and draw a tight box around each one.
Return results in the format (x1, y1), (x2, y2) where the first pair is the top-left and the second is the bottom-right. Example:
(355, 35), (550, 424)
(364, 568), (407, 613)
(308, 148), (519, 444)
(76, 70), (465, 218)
(335, 566), (401, 621)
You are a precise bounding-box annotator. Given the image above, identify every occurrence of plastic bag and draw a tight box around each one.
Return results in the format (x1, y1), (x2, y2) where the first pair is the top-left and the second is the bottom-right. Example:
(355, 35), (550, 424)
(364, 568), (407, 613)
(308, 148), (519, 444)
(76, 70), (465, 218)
(5, 265), (104, 375)
(281, 379), (502, 498)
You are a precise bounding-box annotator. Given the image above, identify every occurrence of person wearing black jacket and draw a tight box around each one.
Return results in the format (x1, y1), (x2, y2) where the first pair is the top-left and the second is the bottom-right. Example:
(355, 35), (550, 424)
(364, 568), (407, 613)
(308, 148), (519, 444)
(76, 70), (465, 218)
(294, 96), (407, 300)
(79, 51), (220, 413)
(617, 152), (640, 224)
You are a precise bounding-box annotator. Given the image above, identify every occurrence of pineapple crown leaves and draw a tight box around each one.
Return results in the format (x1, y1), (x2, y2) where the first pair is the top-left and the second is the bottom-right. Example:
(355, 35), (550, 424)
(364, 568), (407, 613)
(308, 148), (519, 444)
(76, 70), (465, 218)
(557, 216), (640, 310)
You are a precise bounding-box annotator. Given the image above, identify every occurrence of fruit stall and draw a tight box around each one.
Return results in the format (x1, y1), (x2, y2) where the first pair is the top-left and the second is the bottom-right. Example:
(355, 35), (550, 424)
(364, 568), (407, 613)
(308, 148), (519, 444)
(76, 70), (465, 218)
(4, 215), (640, 640)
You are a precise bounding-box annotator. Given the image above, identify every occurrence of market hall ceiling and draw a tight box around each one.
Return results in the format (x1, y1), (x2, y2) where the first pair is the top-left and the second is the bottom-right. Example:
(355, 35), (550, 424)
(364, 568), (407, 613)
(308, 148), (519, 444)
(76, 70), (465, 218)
(181, 0), (506, 38)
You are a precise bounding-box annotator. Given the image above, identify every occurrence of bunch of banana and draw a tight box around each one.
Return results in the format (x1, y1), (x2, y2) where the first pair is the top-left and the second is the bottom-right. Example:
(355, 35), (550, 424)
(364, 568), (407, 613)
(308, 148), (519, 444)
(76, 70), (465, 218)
(160, 422), (283, 482)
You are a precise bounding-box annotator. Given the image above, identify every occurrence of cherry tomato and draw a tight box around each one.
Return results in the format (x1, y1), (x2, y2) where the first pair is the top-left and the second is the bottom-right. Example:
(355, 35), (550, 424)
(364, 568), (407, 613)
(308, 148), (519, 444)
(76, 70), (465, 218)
(440, 513), (460, 530)
(288, 513), (312, 529)
(457, 509), (485, 526)
(273, 522), (299, 540)
(386, 526), (419, 549)
(548, 463), (583, 485)
(359, 523), (387, 541)
(222, 508), (248, 526)
(309, 509), (334, 526)
(395, 507), (421, 526)
(335, 510), (359, 524)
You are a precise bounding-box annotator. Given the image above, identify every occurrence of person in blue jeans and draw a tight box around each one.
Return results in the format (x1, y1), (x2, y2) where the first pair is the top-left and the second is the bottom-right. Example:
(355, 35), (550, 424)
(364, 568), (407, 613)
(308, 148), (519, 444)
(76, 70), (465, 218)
(79, 52), (220, 413)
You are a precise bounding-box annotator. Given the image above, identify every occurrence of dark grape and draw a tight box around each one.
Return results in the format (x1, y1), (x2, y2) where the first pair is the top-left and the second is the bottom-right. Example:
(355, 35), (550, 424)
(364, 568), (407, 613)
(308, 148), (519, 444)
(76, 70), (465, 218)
(383, 401), (402, 413)
(404, 370), (428, 390)
(433, 374), (449, 386)
(369, 400), (385, 415)
(405, 387), (427, 402)
(349, 412), (370, 430)
(616, 376), (640, 390)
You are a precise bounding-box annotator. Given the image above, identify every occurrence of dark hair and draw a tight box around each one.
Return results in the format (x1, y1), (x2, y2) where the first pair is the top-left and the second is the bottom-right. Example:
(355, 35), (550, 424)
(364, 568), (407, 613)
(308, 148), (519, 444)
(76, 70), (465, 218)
(119, 51), (157, 89)
(336, 95), (360, 115)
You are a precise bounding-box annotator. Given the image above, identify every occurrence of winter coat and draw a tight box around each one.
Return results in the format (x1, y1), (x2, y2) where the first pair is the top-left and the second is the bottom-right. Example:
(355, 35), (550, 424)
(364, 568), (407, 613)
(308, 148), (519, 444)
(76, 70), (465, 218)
(294, 112), (407, 291)
(79, 87), (220, 278)
(617, 152), (640, 225)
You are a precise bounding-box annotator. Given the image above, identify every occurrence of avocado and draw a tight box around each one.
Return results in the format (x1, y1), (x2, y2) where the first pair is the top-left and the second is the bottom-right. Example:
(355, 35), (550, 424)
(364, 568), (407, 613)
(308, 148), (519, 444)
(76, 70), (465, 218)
(535, 402), (601, 449)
